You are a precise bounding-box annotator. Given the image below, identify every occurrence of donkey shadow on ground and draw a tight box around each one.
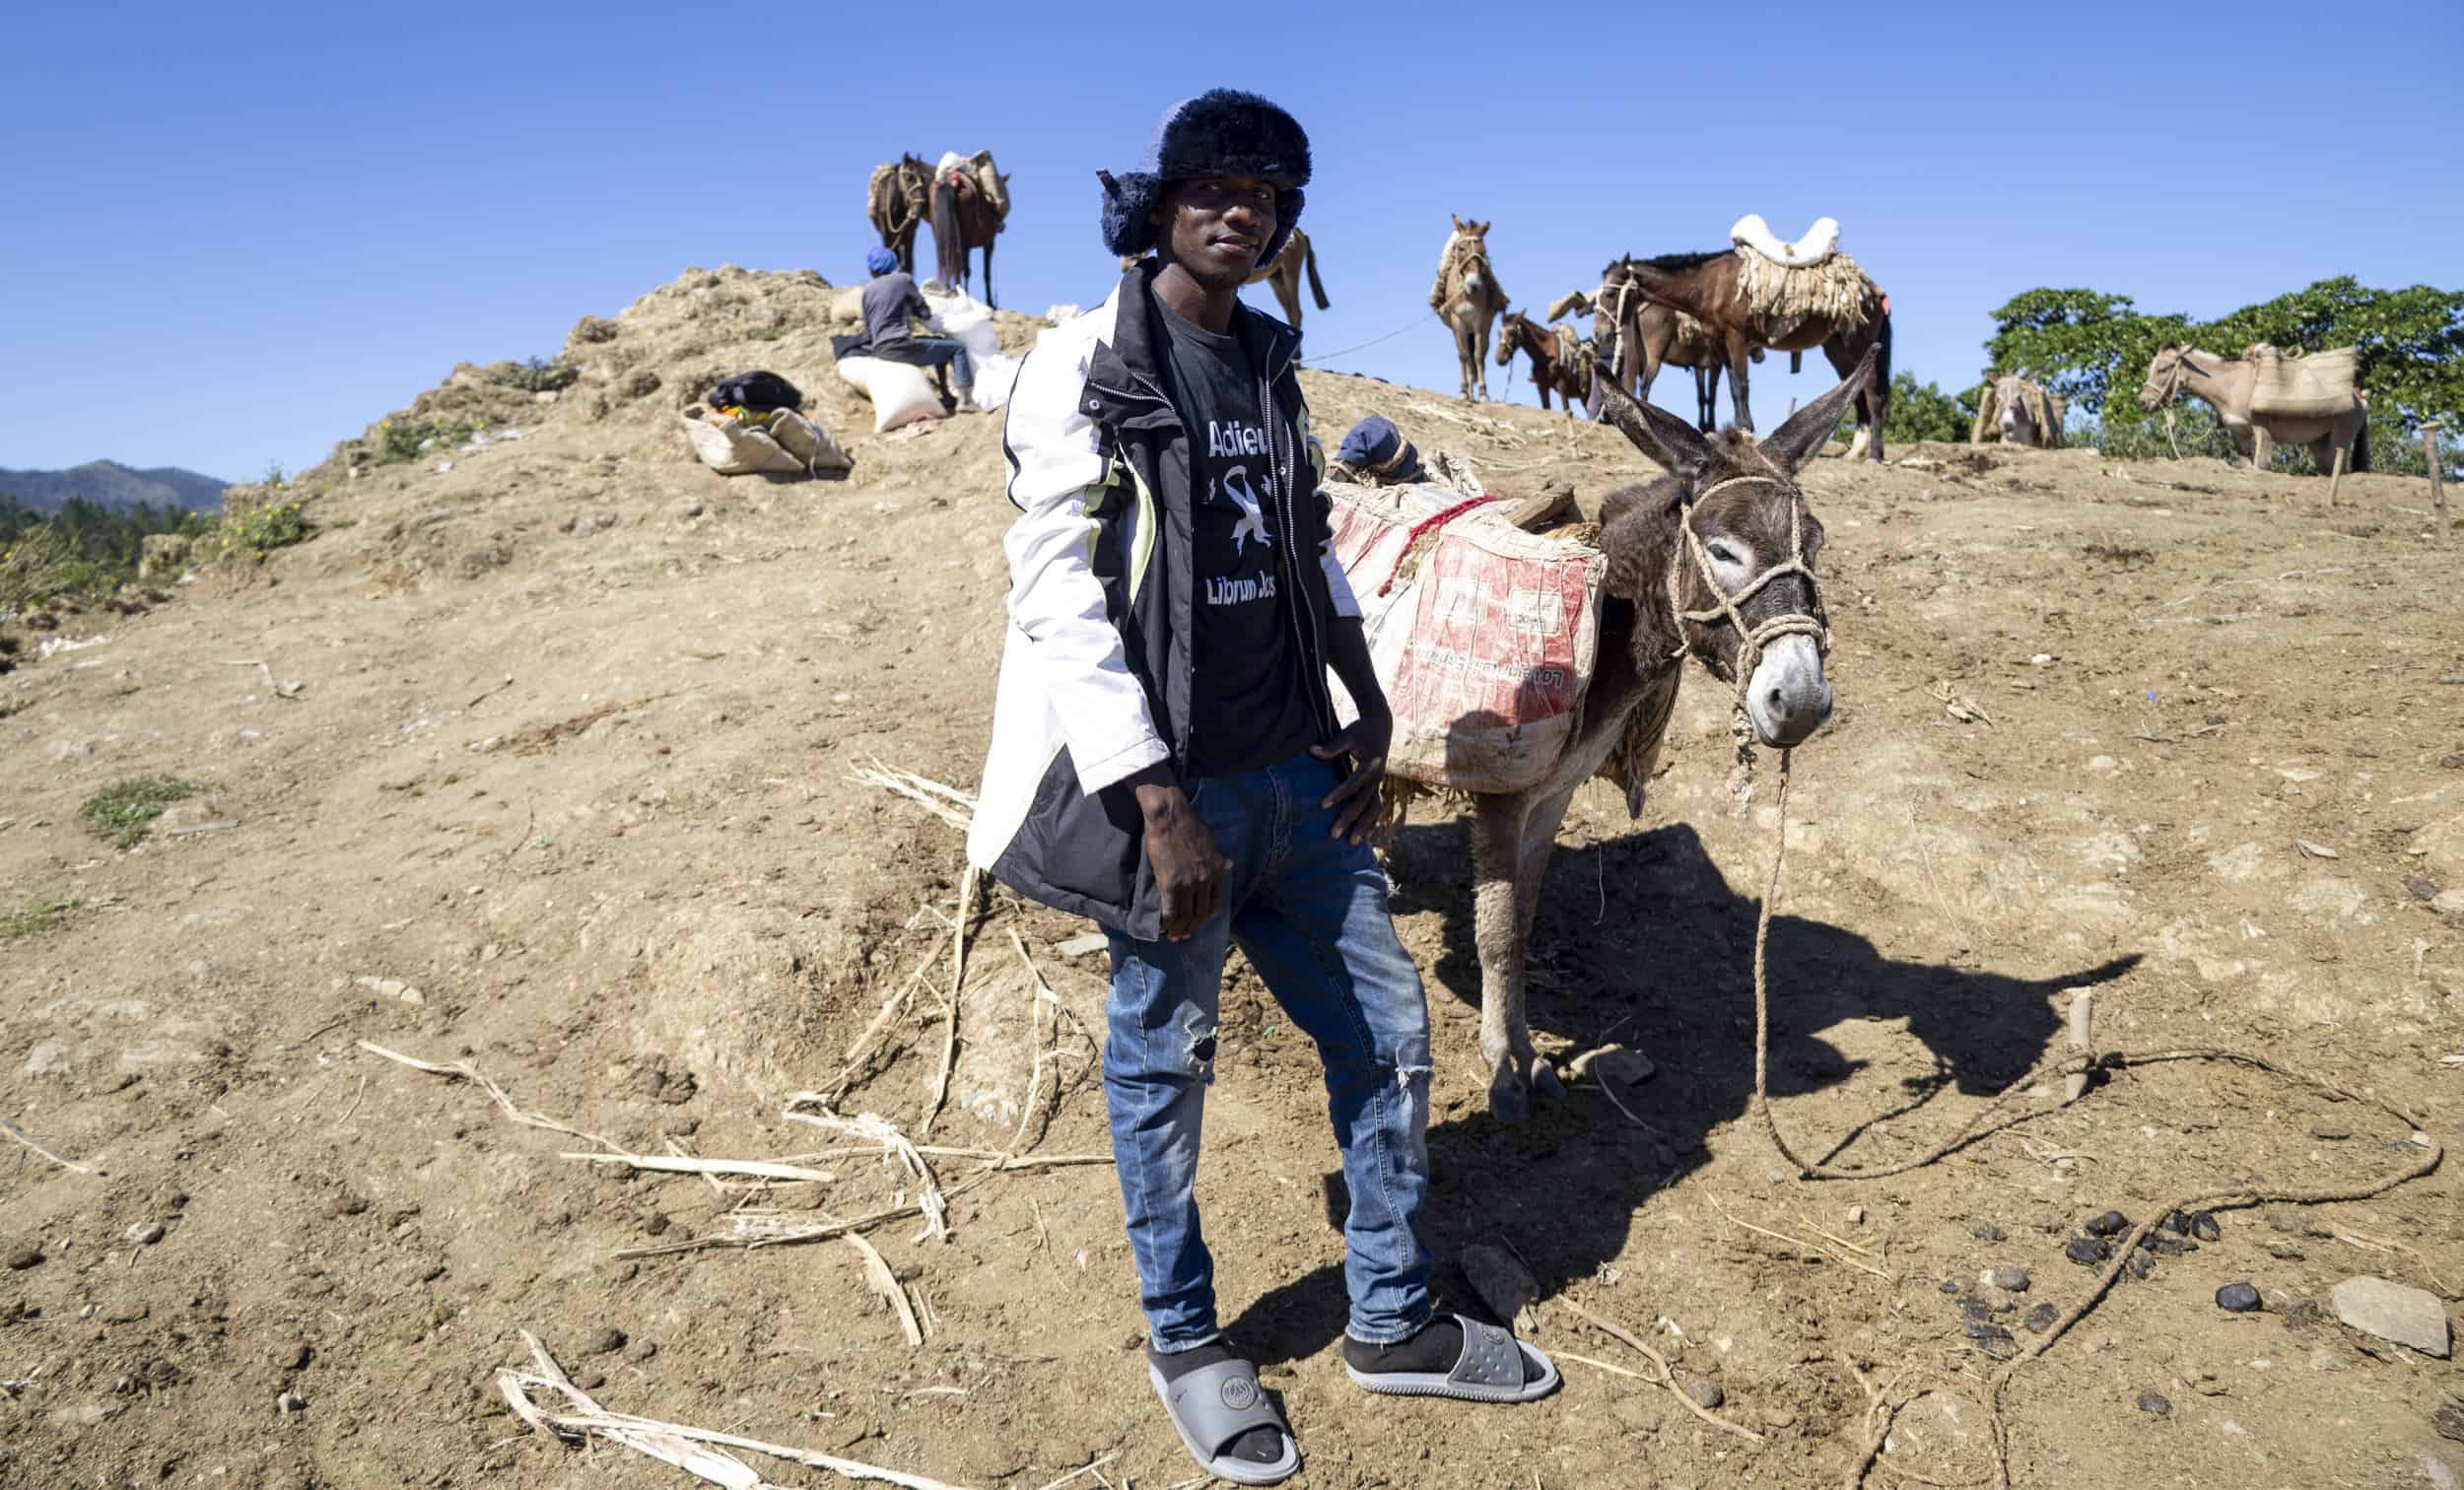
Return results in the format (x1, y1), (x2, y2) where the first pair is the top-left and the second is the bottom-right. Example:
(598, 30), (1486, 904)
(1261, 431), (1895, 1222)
(1228, 816), (2140, 1368)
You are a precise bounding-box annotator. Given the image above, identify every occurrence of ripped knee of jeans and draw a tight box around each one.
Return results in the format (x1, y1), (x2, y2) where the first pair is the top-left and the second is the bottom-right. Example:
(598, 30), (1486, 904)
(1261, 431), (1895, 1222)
(1391, 1047), (1434, 1154)
(1173, 1006), (1219, 1084)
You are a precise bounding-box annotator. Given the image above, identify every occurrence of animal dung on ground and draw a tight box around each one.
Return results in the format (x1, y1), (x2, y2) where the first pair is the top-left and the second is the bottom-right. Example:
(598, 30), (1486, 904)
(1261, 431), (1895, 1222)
(2083, 1210), (2131, 1237)
(1462, 1244), (1540, 1335)
(1983, 1265), (2030, 1293)
(2330, 1275), (2451, 1357)
(2064, 1237), (2112, 1267)
(2215, 1282), (2263, 1313)
(2137, 1390), (2172, 1417)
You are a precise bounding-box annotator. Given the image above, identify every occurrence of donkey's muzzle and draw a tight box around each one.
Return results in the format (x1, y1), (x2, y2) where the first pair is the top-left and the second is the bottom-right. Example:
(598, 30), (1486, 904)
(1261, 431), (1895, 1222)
(1746, 635), (1832, 749)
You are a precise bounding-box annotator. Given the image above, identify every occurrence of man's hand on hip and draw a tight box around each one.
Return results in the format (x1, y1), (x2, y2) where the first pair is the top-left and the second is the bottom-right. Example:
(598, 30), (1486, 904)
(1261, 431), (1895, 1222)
(1312, 704), (1393, 847)
(1129, 769), (1229, 941)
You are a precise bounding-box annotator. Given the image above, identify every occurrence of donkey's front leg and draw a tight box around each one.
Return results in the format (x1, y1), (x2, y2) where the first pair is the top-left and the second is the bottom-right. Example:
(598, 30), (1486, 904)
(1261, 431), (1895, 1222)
(1510, 785), (1578, 1105)
(1473, 793), (1540, 1119)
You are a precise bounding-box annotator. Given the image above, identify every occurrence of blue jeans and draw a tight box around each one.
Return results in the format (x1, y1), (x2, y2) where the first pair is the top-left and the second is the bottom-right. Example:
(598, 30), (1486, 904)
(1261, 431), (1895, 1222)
(874, 335), (974, 392)
(1102, 750), (1435, 1353)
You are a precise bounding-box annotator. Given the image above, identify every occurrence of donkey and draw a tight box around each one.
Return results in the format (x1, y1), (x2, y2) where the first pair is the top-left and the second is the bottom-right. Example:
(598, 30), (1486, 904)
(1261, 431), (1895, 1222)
(929, 159), (1008, 307)
(866, 156), (931, 274)
(1614, 249), (1892, 460)
(2138, 345), (2368, 476)
(1493, 309), (1591, 415)
(1430, 216), (1508, 402)
(1462, 351), (1868, 1118)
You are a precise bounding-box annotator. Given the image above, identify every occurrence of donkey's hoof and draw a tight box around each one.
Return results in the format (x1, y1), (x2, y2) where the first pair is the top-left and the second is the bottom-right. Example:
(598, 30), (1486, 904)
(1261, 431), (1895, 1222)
(1531, 1063), (1567, 1104)
(1487, 1070), (1533, 1123)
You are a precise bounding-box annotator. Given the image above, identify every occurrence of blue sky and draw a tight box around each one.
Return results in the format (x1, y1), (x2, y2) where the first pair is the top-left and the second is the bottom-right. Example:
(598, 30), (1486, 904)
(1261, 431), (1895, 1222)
(4, 0), (2456, 483)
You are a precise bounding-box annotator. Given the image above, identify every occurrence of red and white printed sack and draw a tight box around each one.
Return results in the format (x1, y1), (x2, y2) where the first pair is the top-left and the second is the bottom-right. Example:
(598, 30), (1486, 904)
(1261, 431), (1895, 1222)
(1325, 481), (1607, 794)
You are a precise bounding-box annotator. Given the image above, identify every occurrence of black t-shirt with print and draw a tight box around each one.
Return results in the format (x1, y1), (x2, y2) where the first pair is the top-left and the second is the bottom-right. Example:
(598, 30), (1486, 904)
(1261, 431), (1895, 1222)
(1156, 300), (1319, 779)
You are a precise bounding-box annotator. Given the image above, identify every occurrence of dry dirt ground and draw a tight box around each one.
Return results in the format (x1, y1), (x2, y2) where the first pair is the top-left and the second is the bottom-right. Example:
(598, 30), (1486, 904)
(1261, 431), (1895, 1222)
(5, 268), (2461, 1489)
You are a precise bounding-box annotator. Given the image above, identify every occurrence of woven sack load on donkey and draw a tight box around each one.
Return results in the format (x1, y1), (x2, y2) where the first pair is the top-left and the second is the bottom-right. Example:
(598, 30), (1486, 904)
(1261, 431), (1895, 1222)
(2245, 344), (2361, 420)
(1324, 480), (1608, 796)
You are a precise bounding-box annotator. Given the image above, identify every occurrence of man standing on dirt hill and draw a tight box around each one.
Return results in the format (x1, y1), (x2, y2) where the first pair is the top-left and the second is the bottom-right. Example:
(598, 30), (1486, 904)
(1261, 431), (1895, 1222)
(966, 91), (1557, 1486)
(858, 245), (977, 413)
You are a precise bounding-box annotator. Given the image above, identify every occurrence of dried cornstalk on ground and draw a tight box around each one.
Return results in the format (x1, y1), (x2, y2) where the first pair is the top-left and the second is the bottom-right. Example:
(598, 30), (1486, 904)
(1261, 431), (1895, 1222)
(356, 1040), (617, 1151)
(784, 1099), (952, 1242)
(497, 1329), (978, 1489)
(852, 759), (977, 831)
(0, 1117), (96, 1175)
(845, 1232), (924, 1346)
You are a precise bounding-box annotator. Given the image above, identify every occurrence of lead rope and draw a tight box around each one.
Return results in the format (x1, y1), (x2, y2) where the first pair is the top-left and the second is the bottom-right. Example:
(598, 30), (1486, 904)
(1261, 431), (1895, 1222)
(1663, 472), (2445, 1488)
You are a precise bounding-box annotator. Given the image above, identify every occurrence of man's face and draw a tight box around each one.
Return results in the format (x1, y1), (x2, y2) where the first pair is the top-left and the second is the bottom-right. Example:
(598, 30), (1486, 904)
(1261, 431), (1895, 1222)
(1156, 173), (1277, 286)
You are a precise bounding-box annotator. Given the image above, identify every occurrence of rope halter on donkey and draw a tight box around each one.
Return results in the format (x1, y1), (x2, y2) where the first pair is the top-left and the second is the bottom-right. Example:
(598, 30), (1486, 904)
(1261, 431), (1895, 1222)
(1665, 472), (1829, 801)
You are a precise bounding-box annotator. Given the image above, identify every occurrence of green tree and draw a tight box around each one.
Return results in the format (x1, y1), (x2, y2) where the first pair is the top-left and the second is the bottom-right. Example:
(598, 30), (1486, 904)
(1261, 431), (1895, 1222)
(1983, 289), (2190, 416)
(1984, 278), (2462, 475)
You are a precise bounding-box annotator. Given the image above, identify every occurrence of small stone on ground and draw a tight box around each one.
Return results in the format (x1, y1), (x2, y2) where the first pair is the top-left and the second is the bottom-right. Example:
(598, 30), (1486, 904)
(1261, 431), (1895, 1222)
(2216, 1282), (2263, 1313)
(2137, 1390), (2172, 1416)
(2330, 1276), (2451, 1358)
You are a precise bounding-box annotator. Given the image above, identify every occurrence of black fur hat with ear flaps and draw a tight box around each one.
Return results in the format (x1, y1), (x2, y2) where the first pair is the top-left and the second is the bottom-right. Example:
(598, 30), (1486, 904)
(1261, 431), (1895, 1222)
(1098, 90), (1310, 265)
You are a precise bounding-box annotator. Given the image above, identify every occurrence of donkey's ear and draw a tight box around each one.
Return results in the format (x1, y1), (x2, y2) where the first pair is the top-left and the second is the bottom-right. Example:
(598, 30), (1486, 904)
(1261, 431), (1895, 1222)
(1760, 345), (1877, 473)
(1452, 213), (1465, 231)
(1596, 366), (1714, 480)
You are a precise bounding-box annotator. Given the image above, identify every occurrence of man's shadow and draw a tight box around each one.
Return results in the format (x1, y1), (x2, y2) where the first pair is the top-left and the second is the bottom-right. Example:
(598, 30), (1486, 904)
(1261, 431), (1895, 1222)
(1227, 816), (2139, 1366)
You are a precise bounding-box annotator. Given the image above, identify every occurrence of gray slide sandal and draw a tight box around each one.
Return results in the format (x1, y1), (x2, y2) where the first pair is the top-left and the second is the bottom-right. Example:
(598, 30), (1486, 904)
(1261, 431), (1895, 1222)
(1343, 1316), (1560, 1403)
(1147, 1355), (1301, 1486)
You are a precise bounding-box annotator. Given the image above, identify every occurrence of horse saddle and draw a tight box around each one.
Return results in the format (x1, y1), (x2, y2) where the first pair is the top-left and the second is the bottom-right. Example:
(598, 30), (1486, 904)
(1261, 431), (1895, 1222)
(1730, 214), (1841, 268)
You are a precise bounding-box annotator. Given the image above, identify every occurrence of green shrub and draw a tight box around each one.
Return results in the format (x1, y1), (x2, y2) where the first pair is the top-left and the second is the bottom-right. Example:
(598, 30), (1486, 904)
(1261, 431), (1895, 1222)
(373, 416), (485, 465)
(0, 897), (76, 941)
(1, 523), (112, 613)
(80, 775), (198, 848)
(1837, 371), (1978, 446)
(185, 500), (313, 567)
(489, 357), (581, 393)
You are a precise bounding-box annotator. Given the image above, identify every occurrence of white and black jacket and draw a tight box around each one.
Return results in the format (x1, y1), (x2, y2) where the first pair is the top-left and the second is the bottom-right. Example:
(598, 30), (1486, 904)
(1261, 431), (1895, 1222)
(966, 262), (1360, 938)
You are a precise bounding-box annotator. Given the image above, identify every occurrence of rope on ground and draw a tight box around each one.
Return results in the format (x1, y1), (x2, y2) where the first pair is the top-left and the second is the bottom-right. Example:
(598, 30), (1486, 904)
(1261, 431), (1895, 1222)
(1739, 754), (2444, 1490)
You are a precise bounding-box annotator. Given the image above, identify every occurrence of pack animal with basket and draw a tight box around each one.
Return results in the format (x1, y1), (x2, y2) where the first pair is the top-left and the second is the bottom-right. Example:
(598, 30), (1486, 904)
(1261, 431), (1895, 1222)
(2139, 342), (2368, 489)
(1327, 355), (1870, 1117)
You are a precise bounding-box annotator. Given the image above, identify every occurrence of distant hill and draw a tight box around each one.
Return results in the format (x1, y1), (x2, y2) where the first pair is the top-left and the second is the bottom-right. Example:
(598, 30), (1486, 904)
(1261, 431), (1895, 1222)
(0, 460), (232, 514)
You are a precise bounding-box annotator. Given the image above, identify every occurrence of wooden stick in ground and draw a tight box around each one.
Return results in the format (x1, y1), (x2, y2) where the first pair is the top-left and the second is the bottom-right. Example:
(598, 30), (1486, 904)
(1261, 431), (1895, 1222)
(1556, 1296), (1763, 1443)
(0, 1117), (97, 1176)
(921, 866), (976, 1140)
(2427, 422), (2448, 537)
(2061, 990), (2094, 1105)
(2328, 440), (2349, 506)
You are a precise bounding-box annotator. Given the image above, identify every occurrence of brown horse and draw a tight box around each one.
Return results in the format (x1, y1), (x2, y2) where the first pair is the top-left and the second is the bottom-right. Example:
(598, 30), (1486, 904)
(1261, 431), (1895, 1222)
(1573, 262), (1739, 433)
(928, 155), (1009, 306)
(1430, 216), (1508, 401)
(1615, 248), (1893, 461)
(1493, 310), (1590, 416)
(1248, 227), (1331, 336)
